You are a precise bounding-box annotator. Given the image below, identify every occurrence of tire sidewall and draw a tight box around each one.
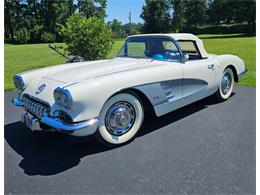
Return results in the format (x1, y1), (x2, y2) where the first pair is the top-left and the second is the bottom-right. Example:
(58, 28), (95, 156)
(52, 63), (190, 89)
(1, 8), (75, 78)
(219, 68), (234, 100)
(98, 93), (144, 145)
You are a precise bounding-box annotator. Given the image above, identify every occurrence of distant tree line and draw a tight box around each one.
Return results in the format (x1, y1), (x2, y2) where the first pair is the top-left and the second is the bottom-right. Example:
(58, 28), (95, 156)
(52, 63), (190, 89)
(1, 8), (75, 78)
(141, 0), (256, 34)
(107, 19), (143, 39)
(4, 0), (256, 43)
(4, 0), (107, 43)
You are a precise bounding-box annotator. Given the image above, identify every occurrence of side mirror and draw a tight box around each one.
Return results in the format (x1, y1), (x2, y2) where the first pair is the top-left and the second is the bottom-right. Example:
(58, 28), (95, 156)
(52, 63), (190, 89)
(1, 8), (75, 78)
(183, 53), (189, 62)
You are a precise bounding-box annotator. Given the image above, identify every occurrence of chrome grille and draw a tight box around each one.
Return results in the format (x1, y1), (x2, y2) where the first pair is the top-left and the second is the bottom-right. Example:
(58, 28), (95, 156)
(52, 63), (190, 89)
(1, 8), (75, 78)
(23, 95), (50, 118)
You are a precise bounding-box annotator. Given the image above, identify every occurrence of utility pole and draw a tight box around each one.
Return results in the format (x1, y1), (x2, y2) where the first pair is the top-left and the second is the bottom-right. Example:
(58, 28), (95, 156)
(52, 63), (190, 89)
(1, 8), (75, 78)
(129, 11), (132, 35)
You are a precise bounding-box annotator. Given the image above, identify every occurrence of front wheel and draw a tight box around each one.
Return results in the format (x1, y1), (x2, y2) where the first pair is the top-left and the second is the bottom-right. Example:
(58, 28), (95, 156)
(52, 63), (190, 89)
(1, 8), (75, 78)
(213, 67), (234, 102)
(95, 93), (144, 147)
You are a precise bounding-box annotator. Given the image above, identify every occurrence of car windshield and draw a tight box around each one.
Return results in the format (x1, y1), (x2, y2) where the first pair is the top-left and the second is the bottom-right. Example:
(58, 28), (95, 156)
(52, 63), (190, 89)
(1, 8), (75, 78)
(117, 36), (182, 61)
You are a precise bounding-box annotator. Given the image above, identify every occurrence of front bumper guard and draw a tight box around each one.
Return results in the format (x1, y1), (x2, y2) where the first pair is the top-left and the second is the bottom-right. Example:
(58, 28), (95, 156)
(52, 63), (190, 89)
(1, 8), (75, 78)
(13, 97), (99, 136)
(12, 97), (24, 106)
(41, 116), (99, 132)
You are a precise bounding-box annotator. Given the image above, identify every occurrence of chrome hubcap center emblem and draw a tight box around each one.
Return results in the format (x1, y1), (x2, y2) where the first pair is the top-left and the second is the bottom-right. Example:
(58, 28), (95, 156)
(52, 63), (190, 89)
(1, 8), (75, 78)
(105, 102), (136, 136)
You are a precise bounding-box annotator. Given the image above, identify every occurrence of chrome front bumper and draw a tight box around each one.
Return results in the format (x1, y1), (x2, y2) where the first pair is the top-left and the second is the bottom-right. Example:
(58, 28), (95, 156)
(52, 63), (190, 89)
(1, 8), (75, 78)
(41, 116), (99, 136)
(12, 97), (24, 106)
(13, 97), (99, 137)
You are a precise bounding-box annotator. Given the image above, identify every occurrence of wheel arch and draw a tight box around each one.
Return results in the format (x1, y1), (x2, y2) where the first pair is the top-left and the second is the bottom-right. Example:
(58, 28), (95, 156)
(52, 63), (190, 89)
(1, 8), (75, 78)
(107, 87), (156, 115)
(225, 64), (238, 82)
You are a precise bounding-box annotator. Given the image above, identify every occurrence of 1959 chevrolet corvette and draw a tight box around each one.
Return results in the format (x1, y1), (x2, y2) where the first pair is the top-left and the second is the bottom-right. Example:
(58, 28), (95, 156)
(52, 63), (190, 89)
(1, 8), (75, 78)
(12, 33), (247, 146)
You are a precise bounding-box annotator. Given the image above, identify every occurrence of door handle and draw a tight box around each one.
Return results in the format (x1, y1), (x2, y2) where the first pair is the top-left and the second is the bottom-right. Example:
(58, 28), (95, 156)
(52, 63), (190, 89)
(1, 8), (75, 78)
(208, 64), (215, 70)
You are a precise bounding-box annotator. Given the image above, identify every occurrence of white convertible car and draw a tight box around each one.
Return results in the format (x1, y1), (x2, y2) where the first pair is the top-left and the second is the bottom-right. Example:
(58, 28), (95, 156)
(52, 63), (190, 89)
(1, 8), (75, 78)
(12, 33), (247, 146)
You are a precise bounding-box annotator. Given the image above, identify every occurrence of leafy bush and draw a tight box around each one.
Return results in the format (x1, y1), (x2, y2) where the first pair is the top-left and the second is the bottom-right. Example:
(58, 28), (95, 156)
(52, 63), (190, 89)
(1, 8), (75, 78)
(14, 28), (30, 44)
(30, 25), (44, 43)
(60, 14), (113, 60)
(41, 32), (56, 43)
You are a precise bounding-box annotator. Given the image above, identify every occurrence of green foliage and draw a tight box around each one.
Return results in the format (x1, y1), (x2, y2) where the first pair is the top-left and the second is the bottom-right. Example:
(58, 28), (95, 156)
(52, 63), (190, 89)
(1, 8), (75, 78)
(182, 0), (206, 28)
(78, 0), (107, 19)
(141, 0), (207, 33)
(107, 19), (123, 38)
(60, 14), (113, 60)
(30, 25), (44, 43)
(4, 0), (107, 43)
(141, 0), (172, 33)
(207, 0), (255, 26)
(4, 34), (256, 90)
(41, 32), (56, 43)
(14, 28), (30, 44)
(107, 20), (143, 38)
(170, 0), (184, 32)
(141, 0), (255, 34)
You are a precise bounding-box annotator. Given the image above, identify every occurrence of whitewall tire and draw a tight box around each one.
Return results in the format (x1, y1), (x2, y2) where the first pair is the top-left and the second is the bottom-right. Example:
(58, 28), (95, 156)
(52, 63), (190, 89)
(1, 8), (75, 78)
(214, 67), (234, 101)
(96, 93), (144, 146)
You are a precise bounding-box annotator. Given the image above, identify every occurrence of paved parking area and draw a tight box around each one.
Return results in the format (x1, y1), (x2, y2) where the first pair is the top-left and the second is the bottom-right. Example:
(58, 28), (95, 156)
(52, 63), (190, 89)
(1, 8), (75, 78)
(5, 87), (255, 194)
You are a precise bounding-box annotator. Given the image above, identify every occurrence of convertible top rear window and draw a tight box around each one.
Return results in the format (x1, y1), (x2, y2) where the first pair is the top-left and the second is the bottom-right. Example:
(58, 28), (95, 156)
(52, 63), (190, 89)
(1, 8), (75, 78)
(178, 40), (202, 60)
(117, 36), (182, 62)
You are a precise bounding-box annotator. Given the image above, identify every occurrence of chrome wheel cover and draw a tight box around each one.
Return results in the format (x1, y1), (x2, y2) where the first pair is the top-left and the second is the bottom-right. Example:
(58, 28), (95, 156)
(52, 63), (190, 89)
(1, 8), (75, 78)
(105, 102), (136, 136)
(221, 72), (232, 95)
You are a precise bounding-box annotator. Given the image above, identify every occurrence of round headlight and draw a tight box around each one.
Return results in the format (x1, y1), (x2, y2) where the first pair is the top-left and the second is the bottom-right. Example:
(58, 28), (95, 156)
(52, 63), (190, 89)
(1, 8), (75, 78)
(53, 87), (73, 109)
(53, 87), (62, 103)
(62, 89), (73, 109)
(60, 92), (68, 105)
(13, 75), (24, 90)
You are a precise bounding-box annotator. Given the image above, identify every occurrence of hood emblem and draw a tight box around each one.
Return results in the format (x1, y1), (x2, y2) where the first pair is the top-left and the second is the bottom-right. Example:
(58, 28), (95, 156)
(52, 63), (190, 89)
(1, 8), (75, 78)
(36, 84), (46, 94)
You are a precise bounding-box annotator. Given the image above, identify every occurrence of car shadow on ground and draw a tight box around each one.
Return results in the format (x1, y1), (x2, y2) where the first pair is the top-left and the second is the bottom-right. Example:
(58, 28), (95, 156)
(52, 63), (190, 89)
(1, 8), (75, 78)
(4, 93), (234, 176)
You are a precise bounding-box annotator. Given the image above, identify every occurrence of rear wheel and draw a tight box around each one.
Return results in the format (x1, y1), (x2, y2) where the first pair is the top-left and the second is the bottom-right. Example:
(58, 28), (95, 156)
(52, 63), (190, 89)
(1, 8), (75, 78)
(95, 93), (144, 147)
(213, 67), (234, 102)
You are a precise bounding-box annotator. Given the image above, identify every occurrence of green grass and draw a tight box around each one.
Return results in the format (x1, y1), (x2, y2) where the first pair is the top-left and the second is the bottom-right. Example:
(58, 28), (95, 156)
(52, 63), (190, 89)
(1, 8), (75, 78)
(4, 43), (66, 91)
(4, 34), (255, 90)
(198, 34), (255, 86)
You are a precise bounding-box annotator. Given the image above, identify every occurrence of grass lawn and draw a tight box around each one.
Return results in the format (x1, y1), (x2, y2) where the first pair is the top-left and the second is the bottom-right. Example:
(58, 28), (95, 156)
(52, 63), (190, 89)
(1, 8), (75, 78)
(4, 34), (255, 90)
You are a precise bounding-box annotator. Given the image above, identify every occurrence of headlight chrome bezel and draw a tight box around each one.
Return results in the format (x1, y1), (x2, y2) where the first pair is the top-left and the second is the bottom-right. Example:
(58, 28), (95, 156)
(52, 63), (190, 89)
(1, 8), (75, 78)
(13, 75), (25, 90)
(53, 87), (73, 109)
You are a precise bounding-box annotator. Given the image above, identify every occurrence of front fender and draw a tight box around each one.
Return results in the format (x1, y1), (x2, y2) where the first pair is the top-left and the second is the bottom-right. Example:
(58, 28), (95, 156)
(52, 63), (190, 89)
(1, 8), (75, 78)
(62, 63), (183, 122)
(216, 55), (246, 80)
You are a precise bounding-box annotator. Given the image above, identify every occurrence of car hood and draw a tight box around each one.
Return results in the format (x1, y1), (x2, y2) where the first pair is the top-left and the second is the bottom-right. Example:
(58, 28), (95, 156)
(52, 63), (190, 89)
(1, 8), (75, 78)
(43, 57), (155, 84)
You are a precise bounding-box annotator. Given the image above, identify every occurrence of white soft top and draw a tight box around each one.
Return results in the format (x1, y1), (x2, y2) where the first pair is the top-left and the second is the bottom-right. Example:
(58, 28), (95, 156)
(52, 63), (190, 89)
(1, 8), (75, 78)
(128, 33), (209, 58)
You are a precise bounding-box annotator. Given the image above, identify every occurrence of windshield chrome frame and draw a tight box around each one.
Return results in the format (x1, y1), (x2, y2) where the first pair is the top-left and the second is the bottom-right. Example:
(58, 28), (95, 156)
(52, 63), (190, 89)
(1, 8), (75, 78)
(117, 35), (185, 63)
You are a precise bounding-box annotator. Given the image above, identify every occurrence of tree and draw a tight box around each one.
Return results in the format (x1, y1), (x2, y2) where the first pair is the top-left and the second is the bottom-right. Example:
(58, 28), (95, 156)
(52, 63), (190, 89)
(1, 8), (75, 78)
(207, 0), (234, 25)
(4, 0), (23, 41)
(207, 0), (255, 32)
(232, 0), (255, 31)
(169, 0), (185, 32)
(107, 19), (123, 38)
(140, 0), (172, 33)
(60, 14), (113, 60)
(78, 0), (107, 20)
(182, 0), (207, 28)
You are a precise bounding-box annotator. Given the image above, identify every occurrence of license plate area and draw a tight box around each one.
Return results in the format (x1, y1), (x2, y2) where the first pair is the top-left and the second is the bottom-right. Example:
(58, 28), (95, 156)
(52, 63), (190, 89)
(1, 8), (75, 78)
(23, 112), (35, 130)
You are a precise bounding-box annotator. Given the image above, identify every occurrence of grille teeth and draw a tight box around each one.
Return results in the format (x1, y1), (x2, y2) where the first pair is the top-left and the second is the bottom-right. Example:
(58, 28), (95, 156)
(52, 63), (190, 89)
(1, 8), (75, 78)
(22, 96), (50, 118)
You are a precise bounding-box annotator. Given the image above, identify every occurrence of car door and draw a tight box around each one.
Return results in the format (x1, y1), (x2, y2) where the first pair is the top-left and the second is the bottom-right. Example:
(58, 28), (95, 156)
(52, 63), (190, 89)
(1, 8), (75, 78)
(177, 40), (218, 102)
(182, 57), (217, 102)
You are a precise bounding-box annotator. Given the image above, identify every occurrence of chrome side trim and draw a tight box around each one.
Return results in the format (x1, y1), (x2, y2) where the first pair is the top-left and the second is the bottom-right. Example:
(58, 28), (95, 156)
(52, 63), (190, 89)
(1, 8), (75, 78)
(41, 116), (99, 132)
(238, 68), (248, 80)
(12, 97), (24, 106)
